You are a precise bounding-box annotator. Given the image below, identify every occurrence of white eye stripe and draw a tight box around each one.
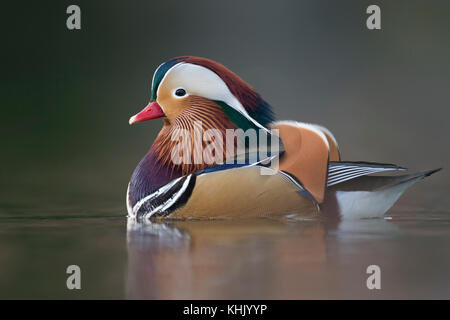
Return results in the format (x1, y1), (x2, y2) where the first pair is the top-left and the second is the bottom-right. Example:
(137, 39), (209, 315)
(159, 62), (269, 132)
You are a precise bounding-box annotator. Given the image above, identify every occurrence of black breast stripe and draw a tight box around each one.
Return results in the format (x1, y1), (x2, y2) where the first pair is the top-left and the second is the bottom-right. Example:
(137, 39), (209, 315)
(135, 174), (197, 220)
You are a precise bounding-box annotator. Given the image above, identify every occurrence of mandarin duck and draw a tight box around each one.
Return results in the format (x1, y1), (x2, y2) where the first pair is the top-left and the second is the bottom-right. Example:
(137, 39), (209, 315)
(126, 56), (440, 221)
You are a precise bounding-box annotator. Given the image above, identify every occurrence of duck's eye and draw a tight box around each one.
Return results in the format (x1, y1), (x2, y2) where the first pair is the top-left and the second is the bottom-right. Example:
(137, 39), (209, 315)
(174, 88), (186, 97)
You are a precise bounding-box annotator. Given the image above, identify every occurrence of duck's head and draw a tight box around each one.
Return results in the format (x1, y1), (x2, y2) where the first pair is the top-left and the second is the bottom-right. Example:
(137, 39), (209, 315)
(130, 56), (274, 128)
(129, 56), (275, 174)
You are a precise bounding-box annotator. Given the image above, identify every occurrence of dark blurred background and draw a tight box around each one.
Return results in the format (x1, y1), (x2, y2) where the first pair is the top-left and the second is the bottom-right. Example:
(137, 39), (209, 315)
(1, 0), (449, 298)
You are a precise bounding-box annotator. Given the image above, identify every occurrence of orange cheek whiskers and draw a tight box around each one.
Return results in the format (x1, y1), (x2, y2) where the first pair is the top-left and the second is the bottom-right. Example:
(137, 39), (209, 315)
(151, 99), (237, 175)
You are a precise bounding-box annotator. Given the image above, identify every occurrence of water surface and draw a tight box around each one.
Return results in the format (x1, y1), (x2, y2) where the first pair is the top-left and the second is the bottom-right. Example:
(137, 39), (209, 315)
(1, 203), (449, 299)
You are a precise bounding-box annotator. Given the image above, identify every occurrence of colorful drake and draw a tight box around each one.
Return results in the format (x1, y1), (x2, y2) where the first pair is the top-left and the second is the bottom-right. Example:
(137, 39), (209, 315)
(126, 56), (440, 221)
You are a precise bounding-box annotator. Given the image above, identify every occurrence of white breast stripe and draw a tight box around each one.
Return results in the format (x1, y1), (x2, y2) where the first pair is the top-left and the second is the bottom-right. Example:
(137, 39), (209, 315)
(131, 176), (184, 217)
(126, 183), (133, 216)
(144, 175), (193, 220)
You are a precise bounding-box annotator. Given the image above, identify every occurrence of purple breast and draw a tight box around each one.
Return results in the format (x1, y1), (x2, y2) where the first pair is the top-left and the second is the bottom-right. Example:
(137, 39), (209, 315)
(127, 148), (182, 208)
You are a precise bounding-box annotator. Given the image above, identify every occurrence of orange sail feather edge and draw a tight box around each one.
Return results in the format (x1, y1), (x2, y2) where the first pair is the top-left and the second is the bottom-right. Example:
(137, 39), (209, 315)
(271, 121), (340, 204)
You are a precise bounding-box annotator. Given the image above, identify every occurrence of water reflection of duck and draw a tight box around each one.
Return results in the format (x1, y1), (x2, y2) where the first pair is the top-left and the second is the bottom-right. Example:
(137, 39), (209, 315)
(126, 56), (440, 220)
(126, 218), (402, 299)
(126, 219), (330, 299)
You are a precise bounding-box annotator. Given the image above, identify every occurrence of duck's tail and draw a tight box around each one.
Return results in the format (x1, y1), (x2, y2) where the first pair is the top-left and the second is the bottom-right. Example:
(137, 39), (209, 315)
(270, 121), (441, 218)
(322, 168), (442, 219)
